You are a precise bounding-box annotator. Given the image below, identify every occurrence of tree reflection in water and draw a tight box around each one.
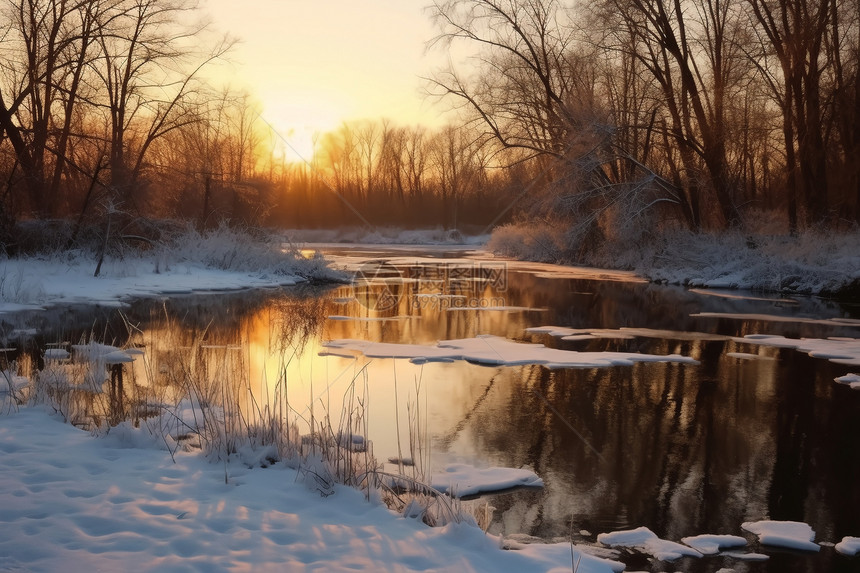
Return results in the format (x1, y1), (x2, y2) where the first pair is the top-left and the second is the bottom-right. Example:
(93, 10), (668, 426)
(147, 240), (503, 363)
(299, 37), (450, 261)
(3, 256), (859, 573)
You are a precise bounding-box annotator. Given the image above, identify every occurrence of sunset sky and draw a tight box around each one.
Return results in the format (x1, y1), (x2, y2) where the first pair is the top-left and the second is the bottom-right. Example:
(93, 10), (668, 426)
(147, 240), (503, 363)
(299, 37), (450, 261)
(204, 0), (452, 159)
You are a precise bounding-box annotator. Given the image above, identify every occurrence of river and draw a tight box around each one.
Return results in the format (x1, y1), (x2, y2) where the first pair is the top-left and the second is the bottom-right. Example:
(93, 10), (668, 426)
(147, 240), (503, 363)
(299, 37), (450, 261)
(3, 245), (859, 572)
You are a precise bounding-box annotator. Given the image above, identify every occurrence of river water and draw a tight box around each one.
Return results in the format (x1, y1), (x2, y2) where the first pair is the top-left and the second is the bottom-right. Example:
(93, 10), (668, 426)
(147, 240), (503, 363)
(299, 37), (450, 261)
(3, 246), (859, 572)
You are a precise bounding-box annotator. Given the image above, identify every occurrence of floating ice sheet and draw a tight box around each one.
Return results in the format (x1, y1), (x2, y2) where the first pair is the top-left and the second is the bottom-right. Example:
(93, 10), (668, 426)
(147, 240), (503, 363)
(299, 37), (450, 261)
(598, 526), (702, 561)
(430, 464), (544, 497)
(321, 334), (699, 369)
(735, 334), (860, 366)
(741, 520), (820, 552)
(836, 536), (860, 556)
(681, 534), (747, 555)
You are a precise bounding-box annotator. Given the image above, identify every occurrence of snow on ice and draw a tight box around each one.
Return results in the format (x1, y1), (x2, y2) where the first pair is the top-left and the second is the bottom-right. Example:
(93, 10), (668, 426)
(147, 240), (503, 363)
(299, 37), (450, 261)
(430, 464), (543, 497)
(741, 520), (821, 552)
(735, 334), (860, 367)
(320, 334), (699, 369)
(597, 526), (702, 561)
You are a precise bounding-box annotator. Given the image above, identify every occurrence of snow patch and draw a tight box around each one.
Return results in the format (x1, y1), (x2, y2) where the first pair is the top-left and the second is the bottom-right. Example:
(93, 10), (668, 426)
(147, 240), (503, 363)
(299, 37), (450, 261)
(597, 526), (702, 561)
(835, 536), (860, 556)
(681, 534), (747, 554)
(741, 520), (820, 552)
(321, 334), (699, 369)
(835, 373), (860, 390)
(430, 464), (543, 497)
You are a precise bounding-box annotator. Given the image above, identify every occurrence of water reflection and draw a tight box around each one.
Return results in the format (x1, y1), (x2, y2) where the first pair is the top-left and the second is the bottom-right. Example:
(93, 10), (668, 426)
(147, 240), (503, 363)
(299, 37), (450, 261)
(3, 252), (860, 572)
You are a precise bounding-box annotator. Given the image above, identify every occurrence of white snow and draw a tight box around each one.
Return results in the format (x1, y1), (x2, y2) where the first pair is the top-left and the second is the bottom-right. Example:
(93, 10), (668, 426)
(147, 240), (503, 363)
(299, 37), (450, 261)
(0, 406), (623, 573)
(741, 520), (820, 552)
(321, 334), (699, 369)
(735, 334), (860, 367)
(430, 464), (544, 497)
(835, 536), (860, 556)
(597, 526), (702, 561)
(527, 326), (730, 342)
(680, 534), (747, 555)
(835, 373), (860, 390)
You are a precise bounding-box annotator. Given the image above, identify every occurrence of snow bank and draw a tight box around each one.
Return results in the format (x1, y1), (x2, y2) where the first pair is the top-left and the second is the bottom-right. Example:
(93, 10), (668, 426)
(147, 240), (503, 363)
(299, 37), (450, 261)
(0, 225), (342, 311)
(430, 464), (544, 497)
(488, 225), (860, 296)
(0, 407), (586, 572)
(741, 520), (820, 552)
(598, 526), (702, 561)
(321, 334), (699, 368)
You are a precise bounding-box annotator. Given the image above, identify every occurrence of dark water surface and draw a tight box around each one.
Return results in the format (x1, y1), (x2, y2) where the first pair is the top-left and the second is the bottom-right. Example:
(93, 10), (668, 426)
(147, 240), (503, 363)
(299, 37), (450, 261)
(3, 247), (859, 572)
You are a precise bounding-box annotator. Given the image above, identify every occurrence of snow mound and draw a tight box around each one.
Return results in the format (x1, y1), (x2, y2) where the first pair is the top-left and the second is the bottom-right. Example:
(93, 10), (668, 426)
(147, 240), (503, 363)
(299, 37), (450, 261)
(321, 334), (699, 369)
(430, 464), (543, 497)
(598, 526), (702, 561)
(741, 520), (820, 552)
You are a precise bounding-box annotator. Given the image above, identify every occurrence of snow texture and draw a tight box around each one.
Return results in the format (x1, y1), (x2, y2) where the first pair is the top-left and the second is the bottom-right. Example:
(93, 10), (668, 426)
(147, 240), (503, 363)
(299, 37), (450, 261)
(598, 526), (703, 561)
(321, 334), (699, 369)
(741, 520), (820, 552)
(680, 534), (747, 555)
(430, 464), (544, 496)
(0, 407), (623, 573)
(835, 373), (860, 390)
(735, 334), (860, 367)
(836, 536), (860, 556)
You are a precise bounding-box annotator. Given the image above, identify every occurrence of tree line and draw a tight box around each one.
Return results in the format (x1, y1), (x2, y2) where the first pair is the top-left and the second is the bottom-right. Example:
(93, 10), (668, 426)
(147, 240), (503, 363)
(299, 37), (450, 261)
(428, 0), (860, 236)
(2, 0), (858, 253)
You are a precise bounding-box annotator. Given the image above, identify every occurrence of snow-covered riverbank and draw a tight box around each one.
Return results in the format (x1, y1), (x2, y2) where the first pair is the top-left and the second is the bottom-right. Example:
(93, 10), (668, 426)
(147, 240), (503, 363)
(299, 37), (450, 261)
(487, 226), (860, 297)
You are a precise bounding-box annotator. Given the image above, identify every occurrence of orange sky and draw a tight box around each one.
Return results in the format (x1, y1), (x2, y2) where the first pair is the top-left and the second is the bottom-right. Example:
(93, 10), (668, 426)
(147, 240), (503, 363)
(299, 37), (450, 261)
(204, 0), (452, 159)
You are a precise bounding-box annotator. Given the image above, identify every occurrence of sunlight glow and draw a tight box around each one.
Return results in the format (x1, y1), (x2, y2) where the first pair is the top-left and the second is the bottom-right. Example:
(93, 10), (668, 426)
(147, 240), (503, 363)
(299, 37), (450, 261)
(204, 0), (449, 159)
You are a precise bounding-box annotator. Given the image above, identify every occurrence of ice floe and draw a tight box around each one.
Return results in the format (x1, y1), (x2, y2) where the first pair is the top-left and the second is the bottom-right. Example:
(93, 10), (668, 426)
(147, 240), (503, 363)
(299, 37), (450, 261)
(320, 334), (699, 368)
(741, 520), (820, 552)
(836, 536), (860, 556)
(680, 534), (747, 554)
(835, 373), (860, 390)
(430, 464), (543, 497)
(735, 334), (860, 366)
(597, 526), (702, 561)
(527, 325), (730, 342)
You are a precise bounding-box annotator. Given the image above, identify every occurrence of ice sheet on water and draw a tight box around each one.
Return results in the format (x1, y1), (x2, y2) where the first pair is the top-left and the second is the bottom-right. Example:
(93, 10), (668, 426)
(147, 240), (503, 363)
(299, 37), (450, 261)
(736, 334), (860, 366)
(527, 325), (730, 342)
(321, 334), (699, 369)
(597, 526), (702, 561)
(835, 536), (860, 556)
(430, 463), (543, 497)
(680, 534), (747, 554)
(741, 520), (820, 552)
(835, 373), (860, 390)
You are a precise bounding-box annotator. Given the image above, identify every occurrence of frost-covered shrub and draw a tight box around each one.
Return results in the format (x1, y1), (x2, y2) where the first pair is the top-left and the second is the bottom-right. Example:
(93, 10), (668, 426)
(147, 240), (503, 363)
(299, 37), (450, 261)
(485, 221), (567, 262)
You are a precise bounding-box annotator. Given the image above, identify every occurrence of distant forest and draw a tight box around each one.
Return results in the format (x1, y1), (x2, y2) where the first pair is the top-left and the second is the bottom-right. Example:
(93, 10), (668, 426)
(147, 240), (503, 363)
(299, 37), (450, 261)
(1, 0), (859, 251)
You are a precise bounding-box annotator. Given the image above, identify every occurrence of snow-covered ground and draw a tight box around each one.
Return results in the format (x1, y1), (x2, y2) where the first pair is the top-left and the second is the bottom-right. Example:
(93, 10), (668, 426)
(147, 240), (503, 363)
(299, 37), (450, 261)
(0, 407), (627, 572)
(0, 226), (340, 312)
(486, 224), (860, 296)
